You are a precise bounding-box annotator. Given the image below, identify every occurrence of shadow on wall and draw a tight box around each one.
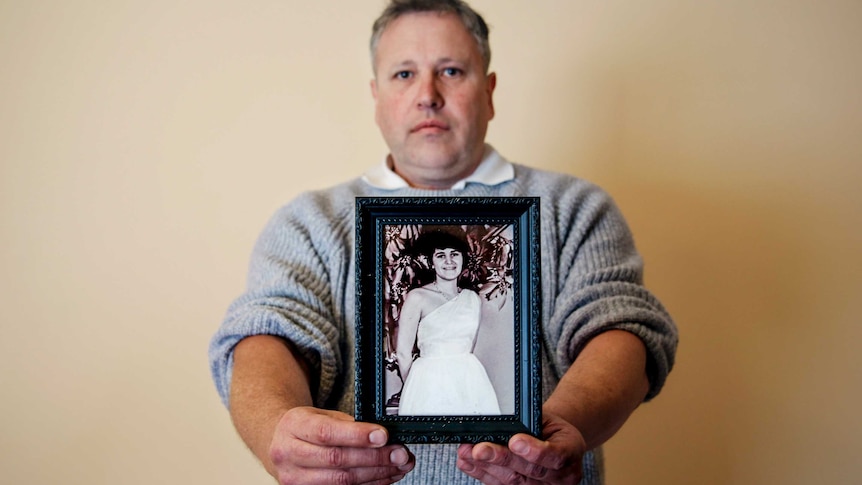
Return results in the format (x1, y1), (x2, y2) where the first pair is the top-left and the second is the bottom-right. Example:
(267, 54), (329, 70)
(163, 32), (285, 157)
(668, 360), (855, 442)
(512, 0), (862, 481)
(596, 177), (859, 484)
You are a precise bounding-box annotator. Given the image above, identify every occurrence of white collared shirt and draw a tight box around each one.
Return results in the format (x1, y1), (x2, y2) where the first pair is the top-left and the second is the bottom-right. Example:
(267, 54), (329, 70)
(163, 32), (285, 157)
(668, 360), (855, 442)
(361, 144), (514, 190)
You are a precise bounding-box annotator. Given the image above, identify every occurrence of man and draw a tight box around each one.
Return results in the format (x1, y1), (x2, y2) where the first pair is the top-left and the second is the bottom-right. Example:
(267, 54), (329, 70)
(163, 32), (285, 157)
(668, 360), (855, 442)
(209, 1), (678, 484)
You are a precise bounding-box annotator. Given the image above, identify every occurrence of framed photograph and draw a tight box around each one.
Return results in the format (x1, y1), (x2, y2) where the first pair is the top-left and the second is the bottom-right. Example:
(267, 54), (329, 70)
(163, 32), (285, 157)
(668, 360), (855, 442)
(355, 197), (542, 444)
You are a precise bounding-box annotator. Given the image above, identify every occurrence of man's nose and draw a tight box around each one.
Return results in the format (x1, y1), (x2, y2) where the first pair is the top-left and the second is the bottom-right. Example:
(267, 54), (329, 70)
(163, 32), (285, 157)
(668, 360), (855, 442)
(416, 75), (443, 110)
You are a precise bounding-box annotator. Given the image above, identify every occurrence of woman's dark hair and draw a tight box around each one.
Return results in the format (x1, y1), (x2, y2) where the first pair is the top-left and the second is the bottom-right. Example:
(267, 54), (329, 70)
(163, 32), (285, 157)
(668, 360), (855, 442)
(415, 228), (469, 260)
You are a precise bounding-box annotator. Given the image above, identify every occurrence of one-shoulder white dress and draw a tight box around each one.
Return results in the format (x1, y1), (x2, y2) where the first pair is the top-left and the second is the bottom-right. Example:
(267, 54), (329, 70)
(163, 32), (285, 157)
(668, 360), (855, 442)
(398, 290), (501, 416)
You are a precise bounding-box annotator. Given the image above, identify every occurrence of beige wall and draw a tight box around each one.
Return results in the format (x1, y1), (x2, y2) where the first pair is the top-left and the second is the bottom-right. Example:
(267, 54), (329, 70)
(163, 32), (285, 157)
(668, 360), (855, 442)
(2, 0), (859, 483)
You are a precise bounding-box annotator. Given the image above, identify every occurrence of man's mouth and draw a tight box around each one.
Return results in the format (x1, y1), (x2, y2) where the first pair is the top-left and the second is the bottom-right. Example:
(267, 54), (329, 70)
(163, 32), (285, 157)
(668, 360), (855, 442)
(411, 120), (449, 133)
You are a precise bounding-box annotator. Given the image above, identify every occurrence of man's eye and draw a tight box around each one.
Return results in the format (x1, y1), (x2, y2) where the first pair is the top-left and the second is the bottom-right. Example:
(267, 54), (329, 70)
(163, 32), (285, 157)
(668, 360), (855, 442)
(441, 67), (462, 77)
(395, 71), (412, 79)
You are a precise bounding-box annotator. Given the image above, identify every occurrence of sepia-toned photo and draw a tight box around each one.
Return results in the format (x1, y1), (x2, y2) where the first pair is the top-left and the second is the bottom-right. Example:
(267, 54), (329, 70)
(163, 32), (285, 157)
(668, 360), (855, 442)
(381, 223), (515, 417)
(354, 196), (542, 444)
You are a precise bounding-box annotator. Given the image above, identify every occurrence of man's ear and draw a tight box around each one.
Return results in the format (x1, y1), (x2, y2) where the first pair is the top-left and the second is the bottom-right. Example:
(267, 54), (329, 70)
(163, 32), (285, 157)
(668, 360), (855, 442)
(371, 78), (380, 126)
(486, 72), (497, 120)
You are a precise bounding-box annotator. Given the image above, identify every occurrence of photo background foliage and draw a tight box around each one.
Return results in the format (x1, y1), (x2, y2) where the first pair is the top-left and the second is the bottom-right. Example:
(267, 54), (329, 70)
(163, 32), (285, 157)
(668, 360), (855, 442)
(382, 223), (515, 406)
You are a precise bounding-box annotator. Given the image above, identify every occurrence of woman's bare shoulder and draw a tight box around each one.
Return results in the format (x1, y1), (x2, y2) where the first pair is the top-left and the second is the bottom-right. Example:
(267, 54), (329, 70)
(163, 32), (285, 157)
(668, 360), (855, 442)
(404, 284), (436, 301)
(403, 285), (441, 311)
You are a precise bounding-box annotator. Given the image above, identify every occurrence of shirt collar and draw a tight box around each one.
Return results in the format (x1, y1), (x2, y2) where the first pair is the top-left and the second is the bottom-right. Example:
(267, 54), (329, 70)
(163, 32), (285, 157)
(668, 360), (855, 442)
(361, 144), (514, 190)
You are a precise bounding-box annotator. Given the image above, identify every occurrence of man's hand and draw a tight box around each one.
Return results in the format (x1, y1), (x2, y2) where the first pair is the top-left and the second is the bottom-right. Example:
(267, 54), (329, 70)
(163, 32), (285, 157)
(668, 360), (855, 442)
(268, 407), (414, 485)
(455, 413), (586, 484)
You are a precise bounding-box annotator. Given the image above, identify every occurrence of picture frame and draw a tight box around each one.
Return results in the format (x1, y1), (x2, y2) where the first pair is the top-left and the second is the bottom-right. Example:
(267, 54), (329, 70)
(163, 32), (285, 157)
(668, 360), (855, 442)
(355, 197), (542, 444)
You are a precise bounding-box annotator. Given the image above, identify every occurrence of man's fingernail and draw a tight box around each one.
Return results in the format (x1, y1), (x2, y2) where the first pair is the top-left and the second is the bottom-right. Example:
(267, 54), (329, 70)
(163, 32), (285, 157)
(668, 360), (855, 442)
(511, 439), (527, 454)
(390, 447), (408, 465)
(369, 429), (387, 445)
(476, 447), (493, 461)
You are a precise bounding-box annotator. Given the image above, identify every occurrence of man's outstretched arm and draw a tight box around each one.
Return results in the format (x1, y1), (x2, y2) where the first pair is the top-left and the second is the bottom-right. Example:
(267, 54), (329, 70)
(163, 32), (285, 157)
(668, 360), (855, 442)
(457, 330), (649, 484)
(229, 335), (415, 485)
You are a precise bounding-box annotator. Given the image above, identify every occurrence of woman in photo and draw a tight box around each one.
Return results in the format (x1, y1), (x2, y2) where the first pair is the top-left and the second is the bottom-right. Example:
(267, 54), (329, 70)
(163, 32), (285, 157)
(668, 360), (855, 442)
(395, 229), (501, 416)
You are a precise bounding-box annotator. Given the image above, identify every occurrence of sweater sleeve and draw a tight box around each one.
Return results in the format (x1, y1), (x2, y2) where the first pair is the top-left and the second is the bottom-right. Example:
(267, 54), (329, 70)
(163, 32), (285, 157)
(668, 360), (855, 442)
(543, 179), (678, 401)
(208, 191), (352, 409)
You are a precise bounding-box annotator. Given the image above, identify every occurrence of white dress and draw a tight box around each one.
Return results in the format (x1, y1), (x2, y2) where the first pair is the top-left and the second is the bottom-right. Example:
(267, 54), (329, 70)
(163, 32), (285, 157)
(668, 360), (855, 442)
(398, 290), (501, 416)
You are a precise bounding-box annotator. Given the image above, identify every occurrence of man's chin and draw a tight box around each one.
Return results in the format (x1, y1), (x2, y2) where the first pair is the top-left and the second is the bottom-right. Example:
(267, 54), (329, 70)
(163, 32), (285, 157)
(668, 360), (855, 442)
(389, 146), (480, 187)
(405, 145), (459, 166)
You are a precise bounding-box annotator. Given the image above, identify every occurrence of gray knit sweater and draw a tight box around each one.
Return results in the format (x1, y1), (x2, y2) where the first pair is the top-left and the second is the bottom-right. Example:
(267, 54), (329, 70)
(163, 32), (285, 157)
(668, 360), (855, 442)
(209, 163), (678, 484)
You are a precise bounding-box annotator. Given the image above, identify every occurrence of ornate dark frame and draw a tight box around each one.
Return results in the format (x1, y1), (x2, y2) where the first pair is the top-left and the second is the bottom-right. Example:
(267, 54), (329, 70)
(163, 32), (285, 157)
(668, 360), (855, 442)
(355, 197), (542, 444)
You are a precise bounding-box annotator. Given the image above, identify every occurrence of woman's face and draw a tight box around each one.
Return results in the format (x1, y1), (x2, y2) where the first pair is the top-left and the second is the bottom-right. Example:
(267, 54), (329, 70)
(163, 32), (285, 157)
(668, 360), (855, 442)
(431, 247), (463, 281)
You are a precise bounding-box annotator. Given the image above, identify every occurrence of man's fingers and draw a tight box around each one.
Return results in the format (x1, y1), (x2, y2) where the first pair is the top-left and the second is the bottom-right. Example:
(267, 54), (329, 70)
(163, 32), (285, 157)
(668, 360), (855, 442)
(268, 407), (416, 484)
(286, 439), (412, 469)
(461, 440), (573, 484)
(284, 407), (390, 448)
(457, 445), (500, 484)
(458, 443), (524, 485)
(472, 442), (516, 467)
(458, 415), (586, 484)
(275, 464), (411, 485)
(509, 434), (569, 471)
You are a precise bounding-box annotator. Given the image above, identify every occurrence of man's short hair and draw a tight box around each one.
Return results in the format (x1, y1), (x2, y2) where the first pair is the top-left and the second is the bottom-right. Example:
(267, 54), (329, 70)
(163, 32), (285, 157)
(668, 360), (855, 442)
(370, 0), (491, 74)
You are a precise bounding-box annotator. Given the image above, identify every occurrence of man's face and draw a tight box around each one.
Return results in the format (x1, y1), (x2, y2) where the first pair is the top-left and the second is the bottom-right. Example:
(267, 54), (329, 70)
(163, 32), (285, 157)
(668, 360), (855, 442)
(371, 12), (496, 189)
